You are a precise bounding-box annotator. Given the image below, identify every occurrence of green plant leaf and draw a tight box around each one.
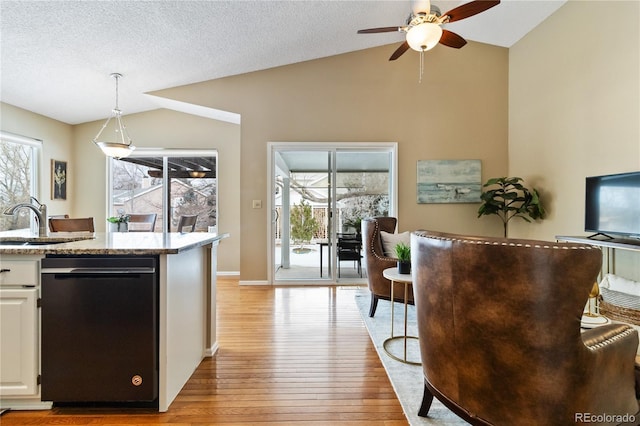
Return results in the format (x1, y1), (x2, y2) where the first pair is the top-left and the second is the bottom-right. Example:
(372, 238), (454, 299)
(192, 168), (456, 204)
(477, 176), (545, 236)
(394, 242), (411, 262)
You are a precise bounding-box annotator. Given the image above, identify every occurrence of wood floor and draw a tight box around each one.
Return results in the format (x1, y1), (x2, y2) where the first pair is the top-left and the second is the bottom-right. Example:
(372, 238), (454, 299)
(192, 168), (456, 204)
(2, 278), (408, 425)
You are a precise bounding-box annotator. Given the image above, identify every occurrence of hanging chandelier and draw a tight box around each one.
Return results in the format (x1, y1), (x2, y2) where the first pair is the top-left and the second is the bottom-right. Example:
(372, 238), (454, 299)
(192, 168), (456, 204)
(92, 73), (135, 159)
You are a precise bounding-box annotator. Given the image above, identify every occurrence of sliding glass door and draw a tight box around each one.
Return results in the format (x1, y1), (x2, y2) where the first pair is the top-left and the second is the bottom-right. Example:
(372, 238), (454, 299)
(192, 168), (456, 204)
(109, 149), (217, 232)
(269, 143), (396, 284)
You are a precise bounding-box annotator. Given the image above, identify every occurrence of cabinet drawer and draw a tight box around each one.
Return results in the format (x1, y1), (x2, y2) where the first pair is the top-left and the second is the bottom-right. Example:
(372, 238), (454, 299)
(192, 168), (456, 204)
(0, 260), (39, 286)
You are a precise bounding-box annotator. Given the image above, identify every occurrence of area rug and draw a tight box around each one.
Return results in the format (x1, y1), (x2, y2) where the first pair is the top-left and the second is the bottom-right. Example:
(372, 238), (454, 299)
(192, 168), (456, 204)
(355, 290), (469, 426)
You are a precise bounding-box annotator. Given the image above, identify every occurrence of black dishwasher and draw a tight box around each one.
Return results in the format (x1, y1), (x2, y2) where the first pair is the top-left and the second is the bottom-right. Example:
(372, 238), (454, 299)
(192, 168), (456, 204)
(41, 256), (158, 405)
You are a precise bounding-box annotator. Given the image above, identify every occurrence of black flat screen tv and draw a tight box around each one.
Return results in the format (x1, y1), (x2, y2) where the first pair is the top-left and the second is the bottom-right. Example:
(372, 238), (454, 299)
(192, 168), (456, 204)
(585, 171), (640, 239)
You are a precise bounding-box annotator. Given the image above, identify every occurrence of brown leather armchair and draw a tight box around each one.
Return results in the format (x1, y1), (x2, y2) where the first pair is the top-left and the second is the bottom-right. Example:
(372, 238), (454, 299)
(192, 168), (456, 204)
(412, 230), (639, 425)
(362, 217), (413, 317)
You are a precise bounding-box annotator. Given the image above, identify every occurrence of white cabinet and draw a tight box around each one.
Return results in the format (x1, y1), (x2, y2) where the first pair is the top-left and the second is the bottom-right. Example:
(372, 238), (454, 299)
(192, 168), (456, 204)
(0, 288), (38, 395)
(0, 256), (49, 410)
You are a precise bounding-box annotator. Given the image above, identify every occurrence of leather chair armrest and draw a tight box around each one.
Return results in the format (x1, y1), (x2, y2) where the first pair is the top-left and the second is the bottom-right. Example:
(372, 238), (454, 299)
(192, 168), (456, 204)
(580, 323), (639, 416)
(582, 323), (638, 352)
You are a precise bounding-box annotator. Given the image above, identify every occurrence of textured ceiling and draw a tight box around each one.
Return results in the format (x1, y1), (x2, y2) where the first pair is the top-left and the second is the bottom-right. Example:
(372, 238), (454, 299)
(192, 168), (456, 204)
(0, 0), (565, 125)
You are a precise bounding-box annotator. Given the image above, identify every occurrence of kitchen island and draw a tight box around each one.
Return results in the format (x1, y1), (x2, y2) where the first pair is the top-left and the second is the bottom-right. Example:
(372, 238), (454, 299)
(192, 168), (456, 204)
(0, 230), (228, 412)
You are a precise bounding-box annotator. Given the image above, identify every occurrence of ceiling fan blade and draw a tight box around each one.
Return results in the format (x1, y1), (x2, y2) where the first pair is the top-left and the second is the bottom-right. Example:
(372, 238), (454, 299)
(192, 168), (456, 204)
(442, 0), (500, 23)
(439, 30), (467, 48)
(389, 41), (410, 61)
(357, 26), (401, 34)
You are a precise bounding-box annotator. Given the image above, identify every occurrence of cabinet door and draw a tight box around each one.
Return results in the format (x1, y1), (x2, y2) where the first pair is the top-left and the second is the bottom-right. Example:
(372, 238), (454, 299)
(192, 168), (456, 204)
(0, 288), (38, 396)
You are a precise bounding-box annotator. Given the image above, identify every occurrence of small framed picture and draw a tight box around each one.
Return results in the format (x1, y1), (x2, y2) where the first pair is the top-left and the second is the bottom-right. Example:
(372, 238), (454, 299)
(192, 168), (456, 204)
(51, 159), (67, 200)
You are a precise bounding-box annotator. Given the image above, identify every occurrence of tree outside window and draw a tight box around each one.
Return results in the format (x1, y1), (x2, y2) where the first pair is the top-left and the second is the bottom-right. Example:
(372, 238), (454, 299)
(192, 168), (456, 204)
(0, 134), (39, 231)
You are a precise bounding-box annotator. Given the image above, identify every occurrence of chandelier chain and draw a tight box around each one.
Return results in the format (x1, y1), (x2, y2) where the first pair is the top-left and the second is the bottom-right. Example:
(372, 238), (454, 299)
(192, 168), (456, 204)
(111, 72), (123, 112)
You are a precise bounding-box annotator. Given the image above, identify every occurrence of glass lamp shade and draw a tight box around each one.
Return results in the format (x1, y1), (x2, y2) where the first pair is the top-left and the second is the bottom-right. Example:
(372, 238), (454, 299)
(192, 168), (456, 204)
(94, 141), (135, 159)
(406, 23), (443, 52)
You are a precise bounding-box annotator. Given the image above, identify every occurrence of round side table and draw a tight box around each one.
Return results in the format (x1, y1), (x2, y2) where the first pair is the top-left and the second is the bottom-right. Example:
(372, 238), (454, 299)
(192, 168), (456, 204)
(382, 267), (420, 365)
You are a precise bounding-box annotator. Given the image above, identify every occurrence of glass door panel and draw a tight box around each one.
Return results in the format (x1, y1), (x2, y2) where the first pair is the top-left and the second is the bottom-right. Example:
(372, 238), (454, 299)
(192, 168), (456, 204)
(274, 149), (332, 282)
(167, 155), (217, 232)
(110, 159), (162, 227)
(334, 150), (391, 281)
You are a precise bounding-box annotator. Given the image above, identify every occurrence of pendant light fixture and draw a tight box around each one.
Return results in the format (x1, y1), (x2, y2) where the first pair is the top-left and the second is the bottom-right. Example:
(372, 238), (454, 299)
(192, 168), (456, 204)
(93, 73), (135, 159)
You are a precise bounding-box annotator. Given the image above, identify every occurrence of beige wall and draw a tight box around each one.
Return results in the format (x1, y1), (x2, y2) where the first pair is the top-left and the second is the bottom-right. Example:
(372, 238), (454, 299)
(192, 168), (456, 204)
(509, 0), (640, 280)
(152, 41), (509, 282)
(0, 103), (74, 217)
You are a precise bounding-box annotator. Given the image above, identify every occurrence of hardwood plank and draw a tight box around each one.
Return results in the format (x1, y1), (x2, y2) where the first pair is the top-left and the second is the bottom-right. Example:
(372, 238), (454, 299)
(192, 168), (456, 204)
(1, 279), (407, 425)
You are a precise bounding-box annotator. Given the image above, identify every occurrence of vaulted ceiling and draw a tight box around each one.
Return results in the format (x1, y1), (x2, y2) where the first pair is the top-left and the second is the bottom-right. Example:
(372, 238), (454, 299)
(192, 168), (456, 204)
(0, 0), (565, 125)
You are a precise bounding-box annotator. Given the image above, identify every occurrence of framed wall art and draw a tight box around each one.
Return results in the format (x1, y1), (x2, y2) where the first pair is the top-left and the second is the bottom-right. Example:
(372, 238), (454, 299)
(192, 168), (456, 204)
(51, 159), (67, 200)
(417, 159), (481, 204)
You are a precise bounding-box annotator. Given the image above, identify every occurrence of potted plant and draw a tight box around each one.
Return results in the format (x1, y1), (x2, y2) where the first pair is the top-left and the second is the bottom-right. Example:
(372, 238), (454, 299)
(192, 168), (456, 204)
(477, 176), (546, 238)
(107, 212), (130, 232)
(395, 242), (411, 274)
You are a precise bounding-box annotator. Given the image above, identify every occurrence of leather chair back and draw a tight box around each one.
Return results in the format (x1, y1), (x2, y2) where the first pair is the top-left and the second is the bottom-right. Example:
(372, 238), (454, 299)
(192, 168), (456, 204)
(412, 230), (639, 425)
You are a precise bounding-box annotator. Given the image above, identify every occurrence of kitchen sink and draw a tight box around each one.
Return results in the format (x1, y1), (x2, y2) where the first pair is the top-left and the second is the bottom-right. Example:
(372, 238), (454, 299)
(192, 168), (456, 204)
(0, 240), (69, 246)
(0, 235), (94, 246)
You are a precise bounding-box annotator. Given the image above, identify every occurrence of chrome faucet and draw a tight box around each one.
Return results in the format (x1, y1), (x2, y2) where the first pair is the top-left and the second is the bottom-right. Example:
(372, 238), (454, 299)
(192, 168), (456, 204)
(3, 197), (48, 237)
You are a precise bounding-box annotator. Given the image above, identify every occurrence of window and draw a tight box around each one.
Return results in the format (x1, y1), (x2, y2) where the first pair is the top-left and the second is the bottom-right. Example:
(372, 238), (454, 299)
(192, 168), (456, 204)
(109, 149), (217, 232)
(0, 131), (42, 232)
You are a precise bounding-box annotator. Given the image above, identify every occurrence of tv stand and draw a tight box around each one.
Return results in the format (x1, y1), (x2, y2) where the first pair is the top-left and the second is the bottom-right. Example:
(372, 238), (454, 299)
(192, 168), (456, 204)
(557, 235), (640, 251)
(587, 232), (615, 241)
(556, 235), (640, 277)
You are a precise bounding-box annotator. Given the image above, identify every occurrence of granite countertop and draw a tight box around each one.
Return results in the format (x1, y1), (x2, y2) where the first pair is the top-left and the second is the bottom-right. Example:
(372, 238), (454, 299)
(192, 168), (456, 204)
(0, 229), (229, 255)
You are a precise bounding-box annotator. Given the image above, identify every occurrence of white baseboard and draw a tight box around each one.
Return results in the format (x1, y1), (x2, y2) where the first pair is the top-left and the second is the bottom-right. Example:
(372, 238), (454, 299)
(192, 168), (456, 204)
(239, 280), (270, 286)
(204, 342), (219, 357)
(0, 399), (52, 411)
(217, 271), (239, 277)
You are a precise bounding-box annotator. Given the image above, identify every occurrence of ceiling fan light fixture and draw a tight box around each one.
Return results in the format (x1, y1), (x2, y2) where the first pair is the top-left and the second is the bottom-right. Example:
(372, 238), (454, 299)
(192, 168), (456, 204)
(406, 22), (442, 52)
(92, 73), (136, 159)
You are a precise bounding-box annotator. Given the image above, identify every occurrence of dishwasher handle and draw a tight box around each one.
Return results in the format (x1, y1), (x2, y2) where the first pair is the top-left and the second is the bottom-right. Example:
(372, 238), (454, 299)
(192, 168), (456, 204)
(41, 267), (156, 275)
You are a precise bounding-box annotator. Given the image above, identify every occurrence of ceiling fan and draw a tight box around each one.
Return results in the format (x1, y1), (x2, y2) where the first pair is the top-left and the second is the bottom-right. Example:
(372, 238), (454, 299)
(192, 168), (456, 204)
(358, 0), (500, 61)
